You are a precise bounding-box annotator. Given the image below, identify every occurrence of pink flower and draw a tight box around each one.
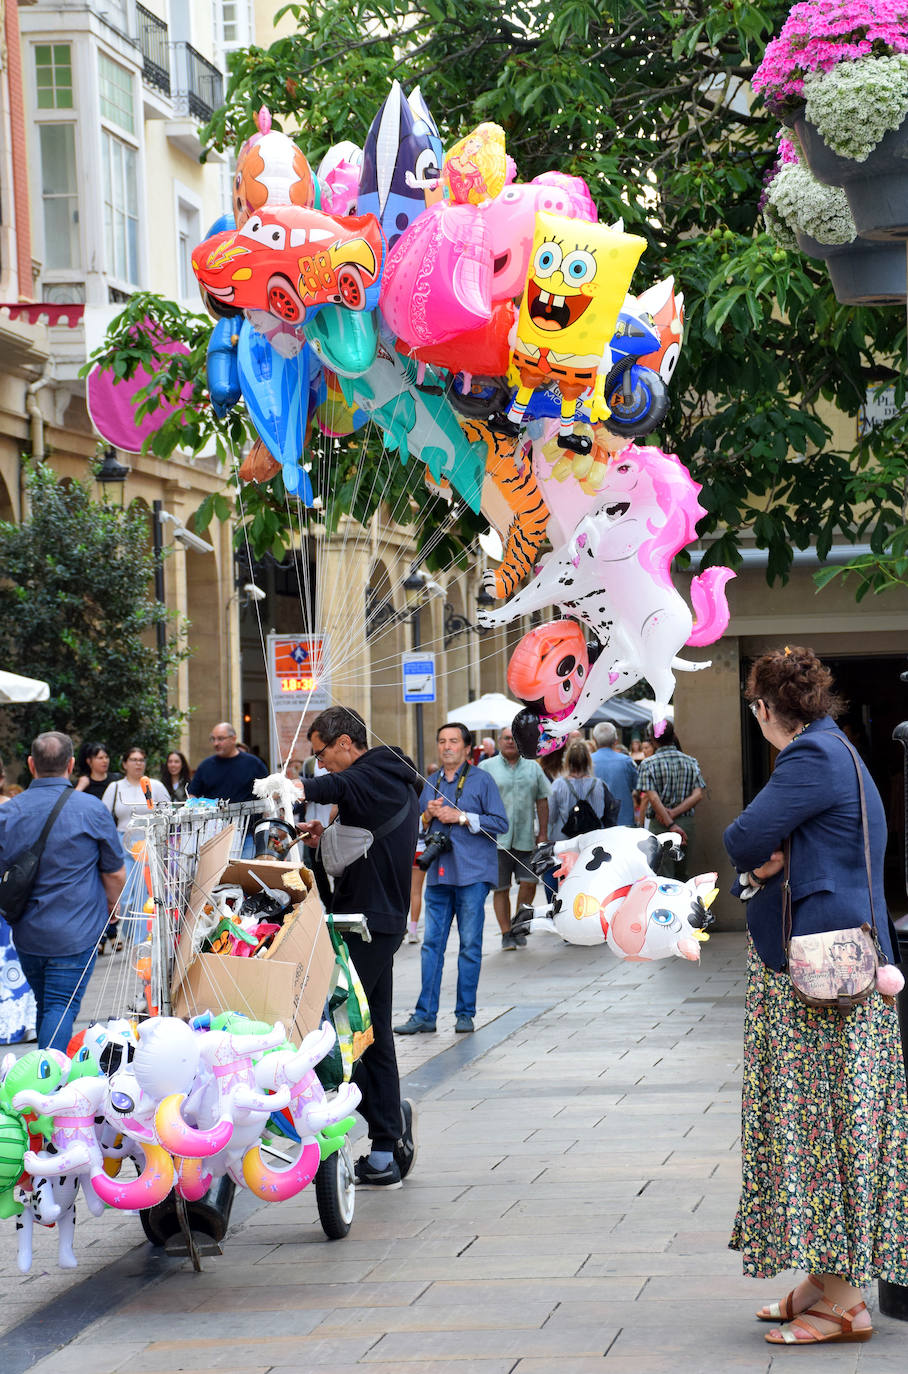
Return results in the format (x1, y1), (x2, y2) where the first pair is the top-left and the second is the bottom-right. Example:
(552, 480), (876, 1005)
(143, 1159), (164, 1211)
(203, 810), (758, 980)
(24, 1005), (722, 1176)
(754, 0), (908, 103)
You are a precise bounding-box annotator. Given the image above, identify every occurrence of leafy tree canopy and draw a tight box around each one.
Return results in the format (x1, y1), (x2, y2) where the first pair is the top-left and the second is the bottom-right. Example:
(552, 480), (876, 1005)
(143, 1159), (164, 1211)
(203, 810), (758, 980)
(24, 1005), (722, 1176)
(0, 465), (187, 764)
(88, 0), (908, 590)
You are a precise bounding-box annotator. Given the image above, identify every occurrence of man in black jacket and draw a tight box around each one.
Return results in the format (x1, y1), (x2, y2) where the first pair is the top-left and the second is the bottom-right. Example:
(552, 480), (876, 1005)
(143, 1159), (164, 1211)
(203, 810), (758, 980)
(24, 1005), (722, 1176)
(296, 706), (420, 1188)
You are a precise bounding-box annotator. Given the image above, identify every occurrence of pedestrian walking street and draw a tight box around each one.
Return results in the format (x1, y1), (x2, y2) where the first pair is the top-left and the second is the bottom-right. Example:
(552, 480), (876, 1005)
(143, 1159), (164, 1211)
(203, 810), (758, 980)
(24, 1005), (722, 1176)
(2, 915), (906, 1374)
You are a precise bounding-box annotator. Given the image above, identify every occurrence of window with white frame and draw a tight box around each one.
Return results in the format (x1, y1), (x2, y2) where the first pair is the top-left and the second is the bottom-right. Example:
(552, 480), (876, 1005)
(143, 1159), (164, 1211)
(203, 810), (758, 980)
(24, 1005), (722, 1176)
(102, 131), (139, 284)
(99, 52), (136, 134)
(177, 198), (201, 298)
(216, 0), (252, 50)
(35, 44), (74, 109)
(39, 124), (80, 269)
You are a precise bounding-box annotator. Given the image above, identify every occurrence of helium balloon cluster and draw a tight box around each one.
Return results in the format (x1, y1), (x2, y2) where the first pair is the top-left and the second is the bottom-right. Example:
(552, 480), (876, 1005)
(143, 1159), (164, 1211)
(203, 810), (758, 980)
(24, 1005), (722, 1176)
(191, 86), (733, 747)
(513, 826), (718, 959)
(0, 1013), (358, 1273)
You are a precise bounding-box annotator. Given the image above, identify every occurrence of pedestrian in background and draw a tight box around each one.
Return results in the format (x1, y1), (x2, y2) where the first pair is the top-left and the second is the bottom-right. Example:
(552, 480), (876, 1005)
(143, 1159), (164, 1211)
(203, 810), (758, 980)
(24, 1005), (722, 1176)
(395, 723), (507, 1036)
(724, 646), (908, 1348)
(548, 740), (611, 843)
(102, 746), (168, 943)
(591, 722), (639, 826)
(74, 742), (121, 800)
(479, 727), (549, 950)
(188, 722), (268, 857)
(635, 723), (705, 878)
(160, 750), (192, 802)
(0, 732), (124, 1049)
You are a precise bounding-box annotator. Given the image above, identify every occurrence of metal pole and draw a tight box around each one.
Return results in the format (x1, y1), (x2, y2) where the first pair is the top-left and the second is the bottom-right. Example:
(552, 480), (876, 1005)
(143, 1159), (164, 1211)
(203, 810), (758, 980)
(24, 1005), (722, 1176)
(412, 604), (425, 777)
(152, 500), (167, 660)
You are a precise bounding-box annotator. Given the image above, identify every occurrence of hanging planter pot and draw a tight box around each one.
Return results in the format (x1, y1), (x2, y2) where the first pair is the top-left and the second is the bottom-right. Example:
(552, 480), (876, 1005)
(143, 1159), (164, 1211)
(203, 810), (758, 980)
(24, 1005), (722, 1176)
(793, 113), (908, 241)
(795, 231), (906, 306)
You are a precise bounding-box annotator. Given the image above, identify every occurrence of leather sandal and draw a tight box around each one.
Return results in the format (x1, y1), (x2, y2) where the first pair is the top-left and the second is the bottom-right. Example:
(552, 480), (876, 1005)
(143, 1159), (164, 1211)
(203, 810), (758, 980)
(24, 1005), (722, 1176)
(764, 1299), (872, 1345)
(756, 1280), (822, 1322)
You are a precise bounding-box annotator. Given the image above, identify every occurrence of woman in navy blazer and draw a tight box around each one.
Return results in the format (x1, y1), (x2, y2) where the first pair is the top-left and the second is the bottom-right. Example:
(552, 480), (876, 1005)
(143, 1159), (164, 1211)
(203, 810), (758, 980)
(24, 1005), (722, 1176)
(723, 647), (908, 1348)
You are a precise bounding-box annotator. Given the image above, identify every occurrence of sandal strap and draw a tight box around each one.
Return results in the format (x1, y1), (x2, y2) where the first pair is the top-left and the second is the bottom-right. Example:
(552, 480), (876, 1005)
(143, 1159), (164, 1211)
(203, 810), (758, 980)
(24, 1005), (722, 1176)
(777, 1316), (826, 1344)
(801, 1300), (865, 1334)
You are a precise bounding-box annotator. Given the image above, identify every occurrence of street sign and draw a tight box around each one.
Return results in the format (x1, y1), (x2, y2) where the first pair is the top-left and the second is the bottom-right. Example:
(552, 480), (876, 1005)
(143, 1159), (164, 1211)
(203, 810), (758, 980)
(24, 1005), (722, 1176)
(267, 633), (331, 711)
(402, 650), (436, 703)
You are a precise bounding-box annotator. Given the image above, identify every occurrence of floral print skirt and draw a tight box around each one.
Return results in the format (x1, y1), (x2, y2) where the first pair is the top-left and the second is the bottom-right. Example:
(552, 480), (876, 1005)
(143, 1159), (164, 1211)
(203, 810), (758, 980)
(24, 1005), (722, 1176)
(730, 935), (908, 1284)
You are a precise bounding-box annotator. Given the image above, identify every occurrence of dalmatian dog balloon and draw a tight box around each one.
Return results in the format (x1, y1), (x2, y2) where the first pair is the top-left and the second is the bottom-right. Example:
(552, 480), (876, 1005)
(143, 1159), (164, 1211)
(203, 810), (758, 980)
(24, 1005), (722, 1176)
(513, 826), (718, 960)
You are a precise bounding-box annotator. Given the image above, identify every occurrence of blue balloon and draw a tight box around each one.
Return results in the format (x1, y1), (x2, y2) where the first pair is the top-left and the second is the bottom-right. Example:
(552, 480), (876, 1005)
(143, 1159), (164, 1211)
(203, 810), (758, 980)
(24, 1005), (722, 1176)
(207, 317), (242, 419)
(204, 212), (236, 238)
(237, 323), (313, 503)
(305, 305), (379, 378)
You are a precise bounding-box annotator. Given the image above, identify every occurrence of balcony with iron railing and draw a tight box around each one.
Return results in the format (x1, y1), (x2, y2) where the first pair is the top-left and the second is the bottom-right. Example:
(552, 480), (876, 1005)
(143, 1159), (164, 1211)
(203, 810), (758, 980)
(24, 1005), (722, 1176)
(173, 42), (223, 123)
(136, 4), (170, 96)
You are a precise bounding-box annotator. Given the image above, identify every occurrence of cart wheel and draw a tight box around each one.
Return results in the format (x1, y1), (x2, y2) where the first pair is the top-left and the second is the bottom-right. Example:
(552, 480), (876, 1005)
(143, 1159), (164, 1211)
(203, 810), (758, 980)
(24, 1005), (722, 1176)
(315, 1138), (355, 1239)
(139, 1198), (174, 1246)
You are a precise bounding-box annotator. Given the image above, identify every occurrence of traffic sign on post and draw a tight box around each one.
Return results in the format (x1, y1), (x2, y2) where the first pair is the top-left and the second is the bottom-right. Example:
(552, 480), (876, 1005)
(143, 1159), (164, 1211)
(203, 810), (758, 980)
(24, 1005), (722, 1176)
(402, 650), (436, 703)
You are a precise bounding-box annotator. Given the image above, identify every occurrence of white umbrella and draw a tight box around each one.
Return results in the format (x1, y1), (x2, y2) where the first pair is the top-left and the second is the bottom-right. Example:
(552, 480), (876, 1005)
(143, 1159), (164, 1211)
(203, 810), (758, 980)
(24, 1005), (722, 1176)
(0, 670), (51, 704)
(446, 692), (523, 731)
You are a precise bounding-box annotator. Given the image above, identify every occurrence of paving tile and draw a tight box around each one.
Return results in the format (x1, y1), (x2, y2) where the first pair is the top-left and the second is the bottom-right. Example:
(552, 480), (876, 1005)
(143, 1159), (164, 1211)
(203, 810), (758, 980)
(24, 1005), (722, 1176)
(362, 1322), (621, 1361)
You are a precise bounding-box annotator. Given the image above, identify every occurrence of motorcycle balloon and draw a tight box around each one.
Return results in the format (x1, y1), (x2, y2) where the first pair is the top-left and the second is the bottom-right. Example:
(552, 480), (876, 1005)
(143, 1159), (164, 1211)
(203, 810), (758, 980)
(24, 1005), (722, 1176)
(602, 363), (668, 437)
(237, 322), (314, 502)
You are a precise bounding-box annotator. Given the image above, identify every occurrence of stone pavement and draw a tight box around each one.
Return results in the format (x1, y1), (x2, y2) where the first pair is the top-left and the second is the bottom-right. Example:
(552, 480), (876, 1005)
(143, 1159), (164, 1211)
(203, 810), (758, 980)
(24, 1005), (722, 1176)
(2, 903), (907, 1373)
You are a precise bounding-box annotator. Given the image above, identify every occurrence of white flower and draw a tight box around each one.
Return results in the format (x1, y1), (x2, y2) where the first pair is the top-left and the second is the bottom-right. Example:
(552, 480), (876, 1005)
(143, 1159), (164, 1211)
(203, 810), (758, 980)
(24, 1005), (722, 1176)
(804, 55), (908, 161)
(766, 162), (856, 245)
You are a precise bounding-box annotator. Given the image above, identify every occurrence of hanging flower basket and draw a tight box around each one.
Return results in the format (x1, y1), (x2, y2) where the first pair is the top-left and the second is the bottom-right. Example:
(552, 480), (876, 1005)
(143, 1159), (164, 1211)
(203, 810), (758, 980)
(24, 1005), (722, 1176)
(794, 110), (908, 239)
(795, 230), (907, 303)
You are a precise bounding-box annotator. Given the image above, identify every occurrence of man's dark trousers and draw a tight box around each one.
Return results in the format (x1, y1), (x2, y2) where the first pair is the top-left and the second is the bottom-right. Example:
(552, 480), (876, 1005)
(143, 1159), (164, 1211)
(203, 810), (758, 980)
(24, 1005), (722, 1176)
(344, 930), (403, 1152)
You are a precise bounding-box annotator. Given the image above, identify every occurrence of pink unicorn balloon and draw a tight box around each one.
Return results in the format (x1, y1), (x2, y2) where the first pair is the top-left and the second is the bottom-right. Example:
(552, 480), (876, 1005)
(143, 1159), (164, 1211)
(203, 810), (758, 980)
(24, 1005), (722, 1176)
(478, 442), (735, 737)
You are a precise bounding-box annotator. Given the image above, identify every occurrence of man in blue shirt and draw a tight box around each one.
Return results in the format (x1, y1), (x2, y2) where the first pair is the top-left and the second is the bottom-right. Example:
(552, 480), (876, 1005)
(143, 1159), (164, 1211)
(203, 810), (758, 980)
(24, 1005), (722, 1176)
(188, 723), (268, 856)
(591, 722), (639, 826)
(0, 732), (124, 1049)
(187, 722), (269, 802)
(395, 722), (507, 1036)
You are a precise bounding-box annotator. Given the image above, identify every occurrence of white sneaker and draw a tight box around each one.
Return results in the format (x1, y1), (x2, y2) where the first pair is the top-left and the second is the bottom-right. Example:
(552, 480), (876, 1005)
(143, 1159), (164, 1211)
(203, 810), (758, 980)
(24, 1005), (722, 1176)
(406, 922), (420, 943)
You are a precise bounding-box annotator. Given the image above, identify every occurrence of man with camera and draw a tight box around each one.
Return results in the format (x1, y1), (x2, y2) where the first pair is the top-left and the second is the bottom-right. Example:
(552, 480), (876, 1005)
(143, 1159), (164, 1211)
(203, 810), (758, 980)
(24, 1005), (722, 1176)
(395, 722), (507, 1036)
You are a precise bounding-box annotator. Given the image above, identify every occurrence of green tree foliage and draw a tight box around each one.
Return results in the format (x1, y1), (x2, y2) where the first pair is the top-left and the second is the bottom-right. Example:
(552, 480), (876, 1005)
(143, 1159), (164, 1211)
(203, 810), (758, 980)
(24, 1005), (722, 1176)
(0, 465), (187, 763)
(90, 0), (907, 586)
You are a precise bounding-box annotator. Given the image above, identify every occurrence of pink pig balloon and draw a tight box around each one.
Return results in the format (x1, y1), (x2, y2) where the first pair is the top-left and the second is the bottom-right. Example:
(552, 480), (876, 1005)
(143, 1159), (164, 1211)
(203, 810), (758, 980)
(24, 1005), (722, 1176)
(482, 174), (598, 303)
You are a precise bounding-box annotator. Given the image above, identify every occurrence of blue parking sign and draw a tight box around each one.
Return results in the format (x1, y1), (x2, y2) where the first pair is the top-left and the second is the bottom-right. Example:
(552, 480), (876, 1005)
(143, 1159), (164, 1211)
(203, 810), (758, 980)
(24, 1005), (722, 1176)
(402, 651), (436, 703)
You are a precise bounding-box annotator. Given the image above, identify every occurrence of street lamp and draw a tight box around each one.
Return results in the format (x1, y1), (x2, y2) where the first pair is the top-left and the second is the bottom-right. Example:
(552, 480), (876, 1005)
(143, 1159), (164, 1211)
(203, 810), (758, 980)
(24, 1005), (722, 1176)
(95, 447), (129, 505)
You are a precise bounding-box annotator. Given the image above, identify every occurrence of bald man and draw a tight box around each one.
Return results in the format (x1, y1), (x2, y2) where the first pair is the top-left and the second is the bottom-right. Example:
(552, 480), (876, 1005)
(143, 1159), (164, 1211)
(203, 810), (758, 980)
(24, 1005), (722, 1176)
(187, 722), (268, 804)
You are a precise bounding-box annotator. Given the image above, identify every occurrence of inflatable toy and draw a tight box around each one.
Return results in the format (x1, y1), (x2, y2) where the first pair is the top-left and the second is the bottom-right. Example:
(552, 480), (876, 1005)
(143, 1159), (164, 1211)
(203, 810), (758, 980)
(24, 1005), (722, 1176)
(232, 107), (315, 227)
(358, 81), (444, 248)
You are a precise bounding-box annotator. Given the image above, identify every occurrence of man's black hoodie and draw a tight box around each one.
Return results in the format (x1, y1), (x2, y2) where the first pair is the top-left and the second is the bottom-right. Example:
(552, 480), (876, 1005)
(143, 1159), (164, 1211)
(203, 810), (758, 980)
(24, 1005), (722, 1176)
(300, 746), (420, 935)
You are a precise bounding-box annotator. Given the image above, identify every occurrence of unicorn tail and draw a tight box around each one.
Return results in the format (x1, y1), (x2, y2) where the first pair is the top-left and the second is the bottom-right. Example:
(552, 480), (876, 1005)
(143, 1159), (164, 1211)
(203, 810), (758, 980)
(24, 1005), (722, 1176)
(686, 567), (735, 647)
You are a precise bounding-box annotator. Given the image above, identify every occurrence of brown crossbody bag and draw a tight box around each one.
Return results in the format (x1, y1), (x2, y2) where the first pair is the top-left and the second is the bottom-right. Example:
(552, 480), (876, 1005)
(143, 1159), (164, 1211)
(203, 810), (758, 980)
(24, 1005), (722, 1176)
(782, 734), (881, 1013)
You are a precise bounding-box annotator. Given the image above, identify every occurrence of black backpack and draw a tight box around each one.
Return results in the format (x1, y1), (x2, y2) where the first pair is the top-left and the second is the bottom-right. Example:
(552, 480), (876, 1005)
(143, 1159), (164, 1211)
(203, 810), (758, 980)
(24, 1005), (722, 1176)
(562, 781), (619, 839)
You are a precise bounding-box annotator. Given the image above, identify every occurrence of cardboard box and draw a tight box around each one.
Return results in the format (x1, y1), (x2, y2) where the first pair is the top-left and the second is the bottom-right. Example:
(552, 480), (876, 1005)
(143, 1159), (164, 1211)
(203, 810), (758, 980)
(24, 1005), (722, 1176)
(170, 848), (334, 1046)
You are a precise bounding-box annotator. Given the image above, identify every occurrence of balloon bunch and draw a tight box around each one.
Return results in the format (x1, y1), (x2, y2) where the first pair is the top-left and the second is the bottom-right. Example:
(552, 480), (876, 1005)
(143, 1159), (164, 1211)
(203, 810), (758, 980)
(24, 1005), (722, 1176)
(191, 85), (687, 593)
(512, 826), (719, 960)
(0, 1013), (358, 1272)
(190, 84), (733, 745)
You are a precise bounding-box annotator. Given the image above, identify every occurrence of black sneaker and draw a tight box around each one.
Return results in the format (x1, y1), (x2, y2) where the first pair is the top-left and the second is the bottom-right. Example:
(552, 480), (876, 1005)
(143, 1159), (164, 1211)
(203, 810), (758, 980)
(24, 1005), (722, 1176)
(394, 1098), (417, 1181)
(501, 931), (517, 951)
(513, 930), (528, 947)
(354, 1155), (402, 1189)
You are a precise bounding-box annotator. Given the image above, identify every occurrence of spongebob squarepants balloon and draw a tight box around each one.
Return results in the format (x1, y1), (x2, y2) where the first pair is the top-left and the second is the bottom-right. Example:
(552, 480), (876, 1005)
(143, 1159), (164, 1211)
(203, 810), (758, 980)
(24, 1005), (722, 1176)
(502, 214), (646, 455)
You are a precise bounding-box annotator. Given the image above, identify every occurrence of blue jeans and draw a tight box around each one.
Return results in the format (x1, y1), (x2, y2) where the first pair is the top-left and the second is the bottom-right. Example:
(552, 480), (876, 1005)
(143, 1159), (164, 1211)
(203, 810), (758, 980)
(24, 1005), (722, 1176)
(17, 946), (98, 1051)
(416, 881), (490, 1022)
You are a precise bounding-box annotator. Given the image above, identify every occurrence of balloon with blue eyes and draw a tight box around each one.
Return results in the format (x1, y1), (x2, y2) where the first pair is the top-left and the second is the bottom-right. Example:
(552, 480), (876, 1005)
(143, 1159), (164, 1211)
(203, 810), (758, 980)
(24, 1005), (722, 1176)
(511, 825), (719, 962)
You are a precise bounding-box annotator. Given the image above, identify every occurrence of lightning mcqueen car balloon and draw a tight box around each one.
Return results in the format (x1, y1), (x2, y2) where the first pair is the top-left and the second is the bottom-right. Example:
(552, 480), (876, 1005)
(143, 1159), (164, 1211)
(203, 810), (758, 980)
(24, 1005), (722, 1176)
(192, 207), (386, 324)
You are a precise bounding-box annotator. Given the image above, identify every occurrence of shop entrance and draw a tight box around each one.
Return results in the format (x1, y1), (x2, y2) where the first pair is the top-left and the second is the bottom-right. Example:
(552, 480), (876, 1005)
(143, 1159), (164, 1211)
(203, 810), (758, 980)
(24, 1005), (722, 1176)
(740, 654), (908, 915)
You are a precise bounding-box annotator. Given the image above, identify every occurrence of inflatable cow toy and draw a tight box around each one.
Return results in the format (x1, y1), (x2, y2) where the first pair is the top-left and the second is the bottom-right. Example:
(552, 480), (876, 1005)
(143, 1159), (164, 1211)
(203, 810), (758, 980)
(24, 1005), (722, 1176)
(513, 826), (718, 960)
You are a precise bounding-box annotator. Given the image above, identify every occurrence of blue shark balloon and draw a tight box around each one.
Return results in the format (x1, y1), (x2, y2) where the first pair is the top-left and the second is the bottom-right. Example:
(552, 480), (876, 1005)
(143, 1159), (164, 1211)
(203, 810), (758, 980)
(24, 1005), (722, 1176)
(358, 81), (444, 251)
(237, 321), (313, 502)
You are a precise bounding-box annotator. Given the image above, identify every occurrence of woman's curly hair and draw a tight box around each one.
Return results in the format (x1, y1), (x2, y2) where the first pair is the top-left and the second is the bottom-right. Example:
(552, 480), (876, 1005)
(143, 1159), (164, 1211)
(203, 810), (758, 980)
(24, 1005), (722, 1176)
(745, 645), (846, 728)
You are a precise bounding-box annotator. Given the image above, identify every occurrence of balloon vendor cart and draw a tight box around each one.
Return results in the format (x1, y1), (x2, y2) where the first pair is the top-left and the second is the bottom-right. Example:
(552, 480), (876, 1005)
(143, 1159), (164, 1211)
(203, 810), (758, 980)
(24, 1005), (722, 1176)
(124, 799), (364, 1271)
